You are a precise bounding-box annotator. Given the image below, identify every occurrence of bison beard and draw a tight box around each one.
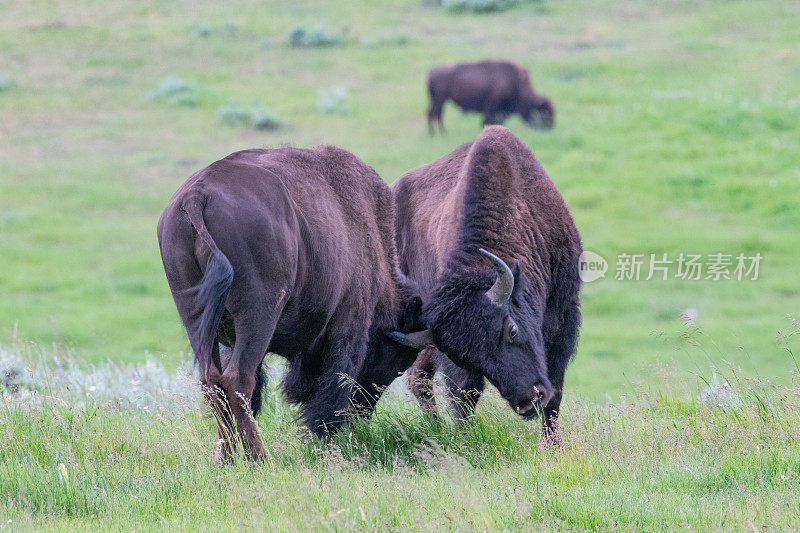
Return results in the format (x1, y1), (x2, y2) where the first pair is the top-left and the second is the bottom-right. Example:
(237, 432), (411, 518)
(426, 60), (555, 134)
(157, 146), (422, 461)
(390, 126), (582, 439)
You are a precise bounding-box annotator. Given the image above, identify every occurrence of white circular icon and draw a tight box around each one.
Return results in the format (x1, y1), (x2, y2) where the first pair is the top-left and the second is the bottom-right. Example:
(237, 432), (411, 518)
(578, 251), (608, 283)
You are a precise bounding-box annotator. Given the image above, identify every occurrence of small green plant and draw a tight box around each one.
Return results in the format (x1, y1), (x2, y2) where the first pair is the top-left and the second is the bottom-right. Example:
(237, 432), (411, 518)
(252, 107), (283, 130)
(190, 21), (239, 38)
(288, 25), (344, 47)
(190, 22), (211, 37)
(360, 31), (409, 48)
(442, 0), (535, 13)
(147, 76), (198, 106)
(0, 72), (15, 91)
(217, 102), (251, 127)
(317, 86), (350, 114)
(217, 103), (284, 130)
(443, 0), (514, 13)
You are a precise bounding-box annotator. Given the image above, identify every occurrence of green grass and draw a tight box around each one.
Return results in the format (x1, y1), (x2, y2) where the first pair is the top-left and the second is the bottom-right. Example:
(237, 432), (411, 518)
(2, 338), (800, 530)
(1, 0), (799, 390)
(1, 0), (799, 528)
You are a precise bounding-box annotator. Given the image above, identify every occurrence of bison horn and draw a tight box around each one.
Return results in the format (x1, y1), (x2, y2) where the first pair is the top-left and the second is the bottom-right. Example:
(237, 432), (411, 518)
(386, 329), (436, 350)
(480, 248), (514, 306)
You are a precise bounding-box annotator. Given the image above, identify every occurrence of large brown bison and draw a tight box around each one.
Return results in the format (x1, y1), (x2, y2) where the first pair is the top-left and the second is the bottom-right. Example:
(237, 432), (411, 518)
(157, 146), (423, 461)
(389, 126), (581, 437)
(427, 60), (554, 134)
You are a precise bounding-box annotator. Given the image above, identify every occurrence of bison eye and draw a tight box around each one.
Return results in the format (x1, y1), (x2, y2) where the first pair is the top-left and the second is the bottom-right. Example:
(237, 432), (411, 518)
(507, 321), (519, 342)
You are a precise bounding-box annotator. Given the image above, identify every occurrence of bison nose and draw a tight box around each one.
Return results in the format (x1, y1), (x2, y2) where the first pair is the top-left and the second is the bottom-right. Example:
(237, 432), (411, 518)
(514, 382), (554, 419)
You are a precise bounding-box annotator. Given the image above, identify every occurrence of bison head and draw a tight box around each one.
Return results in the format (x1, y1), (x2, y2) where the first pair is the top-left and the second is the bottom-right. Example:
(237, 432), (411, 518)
(388, 249), (554, 419)
(524, 95), (554, 129)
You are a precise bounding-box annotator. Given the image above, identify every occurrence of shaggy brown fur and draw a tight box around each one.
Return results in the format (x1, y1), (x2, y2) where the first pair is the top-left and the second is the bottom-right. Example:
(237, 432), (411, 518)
(392, 126), (581, 437)
(157, 147), (422, 460)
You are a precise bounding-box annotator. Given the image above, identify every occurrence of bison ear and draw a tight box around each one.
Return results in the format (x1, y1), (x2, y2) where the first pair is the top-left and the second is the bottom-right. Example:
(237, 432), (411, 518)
(510, 260), (524, 304)
(395, 268), (426, 327)
(396, 268), (423, 302)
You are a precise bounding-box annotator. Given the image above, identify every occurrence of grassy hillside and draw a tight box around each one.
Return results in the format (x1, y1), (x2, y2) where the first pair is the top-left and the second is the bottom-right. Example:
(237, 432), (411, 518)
(1, 0), (800, 528)
(2, 0), (799, 396)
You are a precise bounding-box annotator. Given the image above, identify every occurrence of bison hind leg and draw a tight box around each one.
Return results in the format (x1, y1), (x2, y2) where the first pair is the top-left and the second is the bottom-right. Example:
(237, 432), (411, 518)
(206, 294), (284, 462)
(250, 361), (267, 417)
(220, 344), (266, 417)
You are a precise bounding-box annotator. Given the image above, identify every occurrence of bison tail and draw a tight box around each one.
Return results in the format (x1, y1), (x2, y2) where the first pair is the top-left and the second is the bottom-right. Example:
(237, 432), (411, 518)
(183, 201), (234, 374)
(195, 248), (233, 370)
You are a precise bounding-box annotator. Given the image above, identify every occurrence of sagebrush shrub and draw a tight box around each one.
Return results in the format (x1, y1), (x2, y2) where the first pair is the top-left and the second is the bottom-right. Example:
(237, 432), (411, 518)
(288, 25), (344, 47)
(317, 86), (350, 114)
(217, 102), (251, 127)
(0, 72), (14, 91)
(147, 76), (198, 106)
(443, 0), (520, 13)
(217, 102), (284, 130)
(252, 107), (283, 130)
(360, 31), (410, 48)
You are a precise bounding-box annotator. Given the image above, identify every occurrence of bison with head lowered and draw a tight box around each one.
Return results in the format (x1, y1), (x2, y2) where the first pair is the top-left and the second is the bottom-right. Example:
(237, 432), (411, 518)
(427, 60), (555, 134)
(157, 146), (423, 461)
(389, 126), (582, 438)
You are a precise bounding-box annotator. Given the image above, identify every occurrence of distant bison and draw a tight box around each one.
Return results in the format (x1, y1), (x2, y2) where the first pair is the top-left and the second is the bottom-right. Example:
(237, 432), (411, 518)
(390, 126), (581, 438)
(157, 146), (423, 461)
(427, 60), (554, 134)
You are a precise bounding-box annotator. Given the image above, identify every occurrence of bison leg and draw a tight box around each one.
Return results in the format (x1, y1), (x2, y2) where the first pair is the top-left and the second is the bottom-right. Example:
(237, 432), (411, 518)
(206, 300), (281, 462)
(351, 366), (398, 420)
(482, 112), (508, 126)
(440, 356), (485, 423)
(540, 360), (565, 443)
(284, 331), (365, 438)
(542, 306), (580, 442)
(218, 346), (267, 420)
(406, 349), (439, 415)
(427, 98), (446, 135)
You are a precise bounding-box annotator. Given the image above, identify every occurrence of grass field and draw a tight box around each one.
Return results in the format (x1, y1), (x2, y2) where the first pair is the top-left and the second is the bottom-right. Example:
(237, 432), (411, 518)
(2, 0), (800, 529)
(2, 341), (800, 530)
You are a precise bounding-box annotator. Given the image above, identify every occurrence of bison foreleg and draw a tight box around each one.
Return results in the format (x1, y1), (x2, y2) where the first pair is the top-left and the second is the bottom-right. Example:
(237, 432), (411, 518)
(406, 349), (439, 416)
(542, 306), (580, 442)
(439, 356), (485, 423)
(428, 98), (446, 135)
(293, 334), (366, 438)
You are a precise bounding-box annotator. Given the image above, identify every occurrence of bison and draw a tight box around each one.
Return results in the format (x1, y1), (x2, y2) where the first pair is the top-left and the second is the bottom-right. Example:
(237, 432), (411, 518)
(426, 60), (554, 134)
(389, 126), (581, 438)
(157, 146), (423, 461)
